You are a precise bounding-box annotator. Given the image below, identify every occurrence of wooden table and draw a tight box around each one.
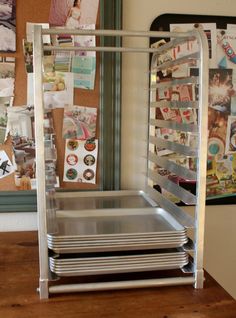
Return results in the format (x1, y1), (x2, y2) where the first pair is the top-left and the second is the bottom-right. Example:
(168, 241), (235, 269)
(0, 231), (235, 318)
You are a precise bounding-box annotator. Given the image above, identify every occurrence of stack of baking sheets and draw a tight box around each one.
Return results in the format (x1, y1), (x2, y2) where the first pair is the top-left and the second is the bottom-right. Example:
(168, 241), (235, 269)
(47, 207), (188, 253)
(49, 249), (189, 276)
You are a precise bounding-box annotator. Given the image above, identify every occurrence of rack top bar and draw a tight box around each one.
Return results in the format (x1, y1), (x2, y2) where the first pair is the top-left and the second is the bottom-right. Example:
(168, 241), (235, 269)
(41, 28), (197, 39)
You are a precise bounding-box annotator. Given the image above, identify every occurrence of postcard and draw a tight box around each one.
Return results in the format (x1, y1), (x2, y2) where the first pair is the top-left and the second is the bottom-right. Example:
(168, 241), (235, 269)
(0, 0), (16, 52)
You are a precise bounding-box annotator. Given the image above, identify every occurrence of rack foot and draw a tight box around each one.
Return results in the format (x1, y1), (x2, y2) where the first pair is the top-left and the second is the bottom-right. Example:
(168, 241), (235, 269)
(38, 279), (49, 299)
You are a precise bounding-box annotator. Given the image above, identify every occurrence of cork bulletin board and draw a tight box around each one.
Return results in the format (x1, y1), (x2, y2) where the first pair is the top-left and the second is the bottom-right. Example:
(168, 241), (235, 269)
(1, 0), (100, 191)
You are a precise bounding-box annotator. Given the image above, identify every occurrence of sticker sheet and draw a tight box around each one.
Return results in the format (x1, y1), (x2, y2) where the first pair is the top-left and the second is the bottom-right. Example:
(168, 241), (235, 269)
(0, 149), (14, 179)
(63, 138), (98, 184)
(62, 105), (97, 140)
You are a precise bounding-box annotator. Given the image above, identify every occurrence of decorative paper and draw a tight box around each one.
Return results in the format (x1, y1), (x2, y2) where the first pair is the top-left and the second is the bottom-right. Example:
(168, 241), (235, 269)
(0, 0), (16, 52)
(63, 105), (97, 139)
(63, 138), (98, 183)
(0, 149), (14, 178)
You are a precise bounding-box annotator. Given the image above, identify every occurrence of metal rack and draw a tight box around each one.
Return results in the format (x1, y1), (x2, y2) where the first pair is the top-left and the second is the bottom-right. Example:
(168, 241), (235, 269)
(33, 26), (209, 299)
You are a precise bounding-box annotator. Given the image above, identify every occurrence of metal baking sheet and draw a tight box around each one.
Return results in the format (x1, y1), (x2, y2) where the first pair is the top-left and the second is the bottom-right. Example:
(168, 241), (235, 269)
(47, 235), (188, 245)
(47, 237), (188, 248)
(48, 207), (186, 240)
(55, 190), (155, 210)
(50, 260), (188, 272)
(48, 240), (188, 253)
(47, 231), (187, 243)
(49, 261), (189, 277)
(50, 254), (188, 267)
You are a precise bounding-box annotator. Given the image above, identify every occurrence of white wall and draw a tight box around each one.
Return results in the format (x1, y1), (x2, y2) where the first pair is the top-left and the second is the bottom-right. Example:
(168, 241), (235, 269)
(122, 0), (236, 299)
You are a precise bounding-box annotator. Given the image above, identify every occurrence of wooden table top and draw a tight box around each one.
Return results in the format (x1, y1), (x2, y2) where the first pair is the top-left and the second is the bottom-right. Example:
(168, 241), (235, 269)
(0, 231), (235, 318)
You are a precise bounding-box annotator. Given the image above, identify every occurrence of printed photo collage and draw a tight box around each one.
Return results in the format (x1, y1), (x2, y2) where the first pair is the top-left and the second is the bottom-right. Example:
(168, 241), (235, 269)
(152, 22), (236, 200)
(0, 0), (100, 189)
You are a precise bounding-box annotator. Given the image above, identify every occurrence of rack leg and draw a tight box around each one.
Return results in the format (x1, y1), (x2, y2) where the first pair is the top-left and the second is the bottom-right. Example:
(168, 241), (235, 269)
(38, 279), (49, 299)
(194, 269), (204, 289)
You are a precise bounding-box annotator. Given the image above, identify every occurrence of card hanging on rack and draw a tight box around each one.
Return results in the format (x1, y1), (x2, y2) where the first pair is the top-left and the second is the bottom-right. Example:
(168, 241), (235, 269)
(62, 105), (97, 140)
(63, 138), (98, 184)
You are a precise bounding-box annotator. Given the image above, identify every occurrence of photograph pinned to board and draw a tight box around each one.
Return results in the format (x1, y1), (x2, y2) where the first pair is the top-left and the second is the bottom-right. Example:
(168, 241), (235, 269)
(0, 105), (7, 143)
(6, 105), (36, 188)
(43, 72), (74, 109)
(226, 116), (236, 153)
(62, 105), (97, 140)
(49, 0), (99, 27)
(63, 138), (98, 184)
(0, 149), (14, 179)
(209, 68), (233, 114)
(23, 40), (33, 73)
(0, 56), (15, 97)
(0, 0), (16, 52)
(206, 154), (236, 198)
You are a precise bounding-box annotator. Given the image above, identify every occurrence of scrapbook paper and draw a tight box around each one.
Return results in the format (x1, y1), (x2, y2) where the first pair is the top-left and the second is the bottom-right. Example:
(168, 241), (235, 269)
(225, 116), (236, 153)
(216, 30), (236, 70)
(63, 138), (98, 183)
(0, 0), (16, 52)
(63, 105), (97, 139)
(0, 149), (14, 178)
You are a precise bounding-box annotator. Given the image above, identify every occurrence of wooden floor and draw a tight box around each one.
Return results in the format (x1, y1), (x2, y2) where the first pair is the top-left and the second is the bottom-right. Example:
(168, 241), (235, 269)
(0, 231), (235, 318)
